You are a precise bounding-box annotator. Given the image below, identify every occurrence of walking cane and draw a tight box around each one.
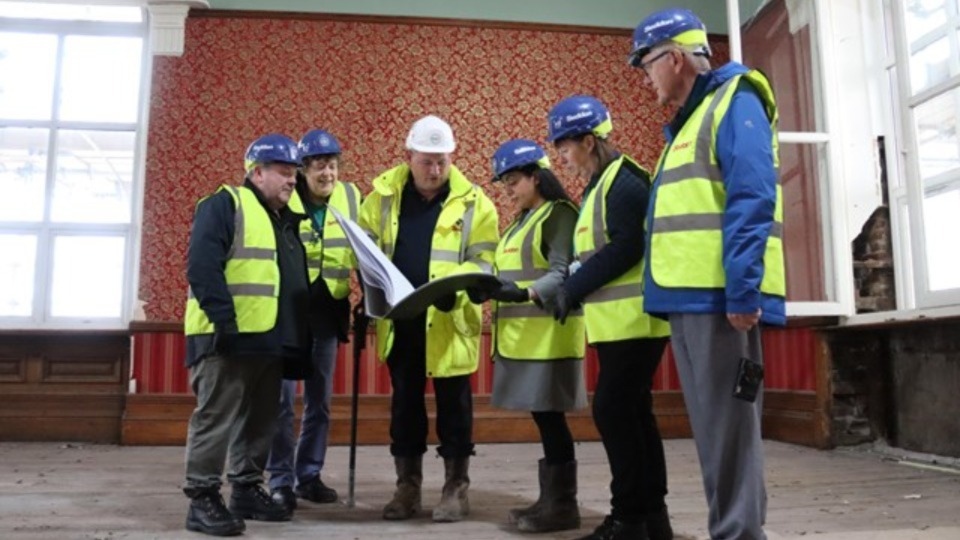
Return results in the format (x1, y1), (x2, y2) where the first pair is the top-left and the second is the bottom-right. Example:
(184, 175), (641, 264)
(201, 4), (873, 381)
(347, 302), (369, 508)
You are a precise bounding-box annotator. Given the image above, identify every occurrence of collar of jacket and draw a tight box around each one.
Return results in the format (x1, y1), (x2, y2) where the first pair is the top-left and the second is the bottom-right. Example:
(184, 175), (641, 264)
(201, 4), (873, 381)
(243, 178), (307, 224)
(371, 163), (475, 200)
(668, 60), (751, 136)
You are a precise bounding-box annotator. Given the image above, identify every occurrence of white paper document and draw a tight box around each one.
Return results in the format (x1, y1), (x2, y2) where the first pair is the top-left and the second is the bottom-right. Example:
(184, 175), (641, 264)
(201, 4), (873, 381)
(331, 209), (500, 320)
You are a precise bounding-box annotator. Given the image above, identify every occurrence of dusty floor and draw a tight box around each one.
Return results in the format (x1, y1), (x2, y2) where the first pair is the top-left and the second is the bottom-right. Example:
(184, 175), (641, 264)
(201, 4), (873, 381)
(1, 439), (958, 539)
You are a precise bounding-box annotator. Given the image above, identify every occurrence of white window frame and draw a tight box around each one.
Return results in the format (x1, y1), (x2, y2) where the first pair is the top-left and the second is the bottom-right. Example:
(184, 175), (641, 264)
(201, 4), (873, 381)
(884, 0), (960, 311)
(0, 9), (150, 330)
(728, 0), (856, 318)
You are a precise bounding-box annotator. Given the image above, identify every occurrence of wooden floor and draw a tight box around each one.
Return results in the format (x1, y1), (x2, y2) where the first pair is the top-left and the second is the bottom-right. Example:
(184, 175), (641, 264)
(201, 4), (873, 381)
(1, 440), (958, 539)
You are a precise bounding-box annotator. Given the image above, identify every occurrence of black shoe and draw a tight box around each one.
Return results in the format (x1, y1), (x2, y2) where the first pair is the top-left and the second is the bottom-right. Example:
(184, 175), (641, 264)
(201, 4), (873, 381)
(185, 492), (245, 537)
(271, 485), (298, 513)
(295, 476), (338, 503)
(229, 483), (292, 521)
(576, 515), (648, 540)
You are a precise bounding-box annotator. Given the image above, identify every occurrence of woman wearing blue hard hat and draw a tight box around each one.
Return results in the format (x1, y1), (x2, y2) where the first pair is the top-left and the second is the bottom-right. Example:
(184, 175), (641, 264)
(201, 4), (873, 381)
(265, 129), (362, 514)
(546, 96), (673, 540)
(468, 138), (586, 533)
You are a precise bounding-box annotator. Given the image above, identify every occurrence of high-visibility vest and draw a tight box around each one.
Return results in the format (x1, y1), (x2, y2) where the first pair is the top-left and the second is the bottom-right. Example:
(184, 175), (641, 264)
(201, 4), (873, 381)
(574, 155), (671, 343)
(287, 181), (361, 299)
(357, 163), (499, 378)
(493, 200), (585, 360)
(184, 185), (278, 335)
(649, 70), (785, 296)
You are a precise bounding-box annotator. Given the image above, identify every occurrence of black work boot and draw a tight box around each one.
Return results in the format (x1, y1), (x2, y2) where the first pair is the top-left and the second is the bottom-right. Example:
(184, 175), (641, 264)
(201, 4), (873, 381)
(185, 491), (245, 537)
(295, 476), (338, 503)
(645, 506), (673, 540)
(576, 515), (648, 540)
(382, 455), (423, 520)
(516, 459), (580, 533)
(229, 482), (292, 522)
(508, 458), (548, 524)
(432, 456), (470, 522)
(270, 485), (297, 514)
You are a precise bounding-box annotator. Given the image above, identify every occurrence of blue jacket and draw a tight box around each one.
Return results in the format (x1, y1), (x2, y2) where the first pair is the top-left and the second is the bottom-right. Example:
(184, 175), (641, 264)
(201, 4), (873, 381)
(643, 61), (786, 326)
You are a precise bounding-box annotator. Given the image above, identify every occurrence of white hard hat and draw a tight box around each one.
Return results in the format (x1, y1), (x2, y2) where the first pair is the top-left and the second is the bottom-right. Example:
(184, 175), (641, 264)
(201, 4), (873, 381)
(405, 115), (456, 153)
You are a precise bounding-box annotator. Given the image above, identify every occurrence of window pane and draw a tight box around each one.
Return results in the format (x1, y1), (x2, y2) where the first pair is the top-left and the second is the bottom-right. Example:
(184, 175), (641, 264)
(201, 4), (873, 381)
(0, 234), (36, 316)
(781, 143), (829, 302)
(923, 185), (960, 291)
(51, 130), (133, 224)
(904, 0), (947, 42)
(50, 235), (124, 318)
(0, 32), (57, 121)
(910, 36), (950, 93)
(0, 127), (48, 222)
(59, 36), (142, 123)
(742, 0), (823, 132)
(913, 87), (960, 180)
(0, 2), (142, 23)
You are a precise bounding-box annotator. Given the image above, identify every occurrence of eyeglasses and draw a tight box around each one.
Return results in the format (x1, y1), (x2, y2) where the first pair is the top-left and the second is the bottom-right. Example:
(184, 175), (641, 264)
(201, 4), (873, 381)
(638, 49), (673, 74)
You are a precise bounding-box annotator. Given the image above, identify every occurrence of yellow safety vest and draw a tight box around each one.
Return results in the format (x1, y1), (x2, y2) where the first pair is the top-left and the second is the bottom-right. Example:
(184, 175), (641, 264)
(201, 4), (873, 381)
(574, 155), (671, 343)
(649, 70), (785, 296)
(493, 200), (585, 360)
(184, 185), (278, 335)
(357, 164), (500, 377)
(287, 181), (361, 299)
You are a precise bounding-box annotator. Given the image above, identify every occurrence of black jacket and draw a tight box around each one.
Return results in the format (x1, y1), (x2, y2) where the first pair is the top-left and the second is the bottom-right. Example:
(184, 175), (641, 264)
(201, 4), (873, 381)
(184, 179), (312, 367)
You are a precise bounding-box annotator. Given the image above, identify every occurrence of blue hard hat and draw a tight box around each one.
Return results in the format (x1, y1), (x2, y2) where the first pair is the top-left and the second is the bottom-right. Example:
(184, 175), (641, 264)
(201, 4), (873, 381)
(546, 95), (613, 143)
(298, 129), (342, 161)
(628, 8), (710, 67)
(244, 134), (300, 171)
(491, 139), (551, 182)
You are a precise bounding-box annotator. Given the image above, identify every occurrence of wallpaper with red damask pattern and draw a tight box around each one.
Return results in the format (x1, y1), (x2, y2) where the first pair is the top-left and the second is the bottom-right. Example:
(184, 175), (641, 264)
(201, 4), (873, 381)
(140, 14), (729, 321)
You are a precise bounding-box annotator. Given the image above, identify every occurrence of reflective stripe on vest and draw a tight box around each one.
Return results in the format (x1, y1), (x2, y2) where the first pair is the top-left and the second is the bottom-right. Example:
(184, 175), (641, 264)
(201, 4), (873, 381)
(493, 200), (584, 361)
(184, 185), (279, 335)
(290, 181), (360, 299)
(650, 71), (786, 296)
(574, 156), (670, 343)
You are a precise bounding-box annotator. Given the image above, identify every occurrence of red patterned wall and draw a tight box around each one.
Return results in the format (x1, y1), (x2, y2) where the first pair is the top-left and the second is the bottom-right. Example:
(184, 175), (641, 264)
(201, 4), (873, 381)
(139, 13), (728, 321)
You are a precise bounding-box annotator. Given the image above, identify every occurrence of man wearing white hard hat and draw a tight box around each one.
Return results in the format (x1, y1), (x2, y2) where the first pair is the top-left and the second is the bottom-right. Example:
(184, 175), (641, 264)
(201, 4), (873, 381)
(358, 115), (499, 523)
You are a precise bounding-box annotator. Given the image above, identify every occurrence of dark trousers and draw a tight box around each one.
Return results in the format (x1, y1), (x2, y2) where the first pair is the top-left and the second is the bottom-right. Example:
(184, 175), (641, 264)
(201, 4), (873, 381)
(183, 354), (283, 497)
(387, 326), (474, 459)
(593, 337), (669, 521)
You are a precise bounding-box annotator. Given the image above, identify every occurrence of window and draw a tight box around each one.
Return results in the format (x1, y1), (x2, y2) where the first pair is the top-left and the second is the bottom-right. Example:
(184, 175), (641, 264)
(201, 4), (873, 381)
(0, 2), (146, 328)
(885, 0), (960, 308)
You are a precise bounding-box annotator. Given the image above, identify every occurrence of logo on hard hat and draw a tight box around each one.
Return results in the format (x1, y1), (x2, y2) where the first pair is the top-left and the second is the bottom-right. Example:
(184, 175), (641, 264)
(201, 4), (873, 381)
(565, 111), (593, 123)
(320, 135), (331, 147)
(514, 146), (537, 155)
(552, 117), (563, 128)
(644, 18), (674, 33)
(429, 132), (442, 145)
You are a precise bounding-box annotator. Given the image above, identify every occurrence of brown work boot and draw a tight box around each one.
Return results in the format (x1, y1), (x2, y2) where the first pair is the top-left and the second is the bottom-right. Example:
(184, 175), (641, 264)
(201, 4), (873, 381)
(382, 455), (423, 520)
(432, 456), (470, 522)
(517, 459), (580, 533)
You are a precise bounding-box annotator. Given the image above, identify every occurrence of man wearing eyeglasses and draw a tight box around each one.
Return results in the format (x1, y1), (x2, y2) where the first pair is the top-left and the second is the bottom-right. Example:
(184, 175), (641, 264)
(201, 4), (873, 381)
(629, 7), (786, 540)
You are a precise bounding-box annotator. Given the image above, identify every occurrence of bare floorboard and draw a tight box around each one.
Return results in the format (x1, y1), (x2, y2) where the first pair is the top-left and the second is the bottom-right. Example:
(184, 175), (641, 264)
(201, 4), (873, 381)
(1, 440), (958, 539)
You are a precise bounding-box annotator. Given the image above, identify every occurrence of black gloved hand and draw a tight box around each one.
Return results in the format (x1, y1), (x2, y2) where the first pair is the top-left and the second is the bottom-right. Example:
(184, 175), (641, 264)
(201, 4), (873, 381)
(490, 281), (529, 303)
(466, 286), (491, 304)
(553, 288), (576, 324)
(212, 321), (239, 356)
(433, 292), (457, 312)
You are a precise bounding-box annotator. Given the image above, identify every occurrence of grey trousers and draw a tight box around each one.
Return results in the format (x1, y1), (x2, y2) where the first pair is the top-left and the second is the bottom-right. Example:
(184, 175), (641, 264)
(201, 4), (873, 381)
(183, 354), (283, 497)
(669, 313), (767, 540)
